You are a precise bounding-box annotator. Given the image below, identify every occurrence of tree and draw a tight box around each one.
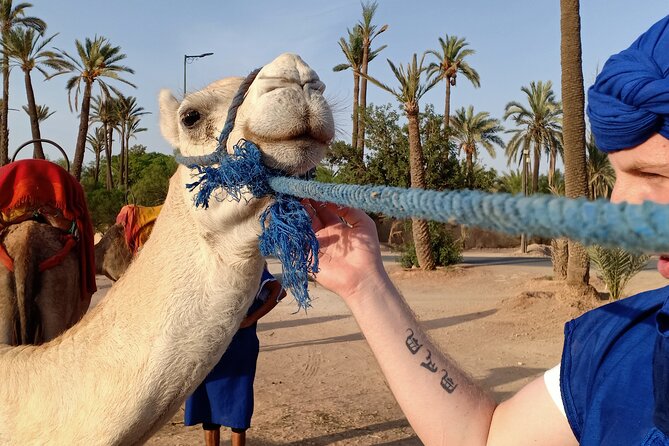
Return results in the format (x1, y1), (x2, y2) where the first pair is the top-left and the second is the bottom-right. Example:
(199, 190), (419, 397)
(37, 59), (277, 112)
(2, 28), (59, 158)
(561, 0), (590, 286)
(586, 134), (615, 200)
(587, 246), (649, 300)
(49, 36), (135, 180)
(91, 94), (118, 190)
(504, 81), (562, 193)
(0, 0), (44, 165)
(426, 35), (480, 138)
(22, 103), (54, 122)
(356, 1), (387, 159)
(333, 25), (385, 161)
(364, 54), (439, 270)
(449, 105), (504, 188)
(114, 94), (147, 189)
(86, 126), (104, 186)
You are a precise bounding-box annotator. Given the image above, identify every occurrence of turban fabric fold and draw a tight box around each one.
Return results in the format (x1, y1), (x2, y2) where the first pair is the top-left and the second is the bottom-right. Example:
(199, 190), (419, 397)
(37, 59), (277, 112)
(587, 15), (669, 152)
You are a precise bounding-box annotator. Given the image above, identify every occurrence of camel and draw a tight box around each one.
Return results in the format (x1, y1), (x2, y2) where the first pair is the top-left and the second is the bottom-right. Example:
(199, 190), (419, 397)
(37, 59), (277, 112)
(0, 53), (334, 445)
(95, 223), (132, 281)
(0, 221), (87, 344)
(0, 160), (96, 346)
(95, 205), (162, 281)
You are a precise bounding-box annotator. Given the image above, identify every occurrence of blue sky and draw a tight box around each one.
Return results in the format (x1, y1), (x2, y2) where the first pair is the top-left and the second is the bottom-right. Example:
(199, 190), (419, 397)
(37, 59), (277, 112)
(7, 1), (669, 173)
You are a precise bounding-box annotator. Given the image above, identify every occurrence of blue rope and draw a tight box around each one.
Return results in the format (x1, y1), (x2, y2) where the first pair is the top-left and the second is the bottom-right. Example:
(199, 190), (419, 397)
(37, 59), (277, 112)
(174, 67), (669, 313)
(269, 176), (669, 254)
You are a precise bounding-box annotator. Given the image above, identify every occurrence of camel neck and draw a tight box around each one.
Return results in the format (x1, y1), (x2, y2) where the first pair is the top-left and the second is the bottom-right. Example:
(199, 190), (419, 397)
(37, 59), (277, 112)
(0, 171), (266, 445)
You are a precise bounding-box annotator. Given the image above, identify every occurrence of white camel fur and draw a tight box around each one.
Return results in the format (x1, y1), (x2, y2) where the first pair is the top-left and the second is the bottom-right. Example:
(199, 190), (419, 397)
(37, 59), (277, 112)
(0, 53), (334, 445)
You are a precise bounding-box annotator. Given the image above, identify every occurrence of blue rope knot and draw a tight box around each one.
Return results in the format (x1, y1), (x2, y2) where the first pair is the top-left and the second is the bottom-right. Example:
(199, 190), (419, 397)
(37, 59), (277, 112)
(183, 139), (318, 310)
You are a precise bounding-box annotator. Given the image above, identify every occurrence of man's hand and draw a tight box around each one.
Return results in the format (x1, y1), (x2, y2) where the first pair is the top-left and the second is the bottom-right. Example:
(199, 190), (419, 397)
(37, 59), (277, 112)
(303, 199), (387, 301)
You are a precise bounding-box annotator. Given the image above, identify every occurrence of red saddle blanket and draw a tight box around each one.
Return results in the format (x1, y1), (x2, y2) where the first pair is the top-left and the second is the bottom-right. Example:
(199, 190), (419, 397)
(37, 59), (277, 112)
(116, 204), (162, 255)
(0, 159), (96, 298)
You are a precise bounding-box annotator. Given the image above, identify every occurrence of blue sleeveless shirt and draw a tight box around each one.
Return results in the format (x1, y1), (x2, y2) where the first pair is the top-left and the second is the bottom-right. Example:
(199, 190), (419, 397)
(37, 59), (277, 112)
(561, 285), (669, 445)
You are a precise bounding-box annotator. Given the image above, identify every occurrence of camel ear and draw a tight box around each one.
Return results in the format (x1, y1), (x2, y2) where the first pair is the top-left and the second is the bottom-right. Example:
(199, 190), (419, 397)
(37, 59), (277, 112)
(159, 89), (180, 147)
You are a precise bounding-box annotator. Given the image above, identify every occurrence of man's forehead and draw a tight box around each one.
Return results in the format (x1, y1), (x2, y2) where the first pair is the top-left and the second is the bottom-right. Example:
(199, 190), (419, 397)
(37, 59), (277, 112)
(609, 134), (669, 169)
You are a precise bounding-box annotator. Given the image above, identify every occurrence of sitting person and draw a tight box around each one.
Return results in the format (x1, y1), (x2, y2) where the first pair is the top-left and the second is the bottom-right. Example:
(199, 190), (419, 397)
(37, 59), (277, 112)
(184, 264), (286, 446)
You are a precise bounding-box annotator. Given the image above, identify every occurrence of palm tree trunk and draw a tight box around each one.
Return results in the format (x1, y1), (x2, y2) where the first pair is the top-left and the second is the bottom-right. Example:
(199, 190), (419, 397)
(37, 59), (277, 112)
(23, 70), (44, 159)
(444, 78), (451, 136)
(407, 108), (435, 270)
(352, 71), (360, 153)
(1, 52), (9, 166)
(124, 132), (130, 190)
(561, 0), (590, 285)
(549, 143), (556, 189)
(119, 126), (126, 186)
(105, 123), (114, 190)
(465, 149), (473, 188)
(356, 43), (369, 160)
(552, 238), (568, 280)
(72, 81), (93, 180)
(532, 139), (541, 193)
(94, 150), (100, 186)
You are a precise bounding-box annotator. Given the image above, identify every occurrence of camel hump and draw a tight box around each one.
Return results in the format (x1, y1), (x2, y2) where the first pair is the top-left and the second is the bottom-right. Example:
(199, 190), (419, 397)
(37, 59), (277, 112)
(2, 221), (65, 344)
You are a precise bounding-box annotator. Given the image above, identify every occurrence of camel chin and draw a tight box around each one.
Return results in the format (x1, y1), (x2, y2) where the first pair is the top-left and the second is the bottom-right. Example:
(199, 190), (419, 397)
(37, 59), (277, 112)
(0, 53), (334, 445)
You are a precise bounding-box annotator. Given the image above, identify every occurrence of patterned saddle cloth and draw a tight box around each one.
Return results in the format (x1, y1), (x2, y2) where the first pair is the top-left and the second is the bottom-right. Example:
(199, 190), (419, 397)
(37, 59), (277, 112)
(0, 159), (96, 297)
(115, 204), (162, 255)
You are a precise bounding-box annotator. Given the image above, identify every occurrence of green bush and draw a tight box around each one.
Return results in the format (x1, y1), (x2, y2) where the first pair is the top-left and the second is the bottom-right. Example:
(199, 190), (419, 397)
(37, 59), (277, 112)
(587, 245), (650, 300)
(399, 222), (463, 268)
(83, 185), (126, 232)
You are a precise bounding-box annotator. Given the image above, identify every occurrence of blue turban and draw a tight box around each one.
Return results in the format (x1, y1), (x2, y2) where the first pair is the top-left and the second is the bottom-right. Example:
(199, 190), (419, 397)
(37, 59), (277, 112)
(587, 15), (669, 152)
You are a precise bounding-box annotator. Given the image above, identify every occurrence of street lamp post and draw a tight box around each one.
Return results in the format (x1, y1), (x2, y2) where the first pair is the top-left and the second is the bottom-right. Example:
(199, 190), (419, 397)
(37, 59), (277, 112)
(183, 52), (214, 97)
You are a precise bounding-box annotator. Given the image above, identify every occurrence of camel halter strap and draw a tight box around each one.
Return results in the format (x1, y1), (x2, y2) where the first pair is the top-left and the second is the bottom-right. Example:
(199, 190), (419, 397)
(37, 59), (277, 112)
(176, 68), (319, 311)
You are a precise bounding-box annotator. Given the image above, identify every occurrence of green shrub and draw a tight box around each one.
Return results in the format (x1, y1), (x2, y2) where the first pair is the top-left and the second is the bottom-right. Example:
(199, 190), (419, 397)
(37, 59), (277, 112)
(400, 222), (463, 269)
(587, 245), (650, 300)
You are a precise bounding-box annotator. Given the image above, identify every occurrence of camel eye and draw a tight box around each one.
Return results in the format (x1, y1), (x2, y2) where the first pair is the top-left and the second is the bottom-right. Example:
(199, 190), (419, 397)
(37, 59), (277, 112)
(181, 110), (201, 128)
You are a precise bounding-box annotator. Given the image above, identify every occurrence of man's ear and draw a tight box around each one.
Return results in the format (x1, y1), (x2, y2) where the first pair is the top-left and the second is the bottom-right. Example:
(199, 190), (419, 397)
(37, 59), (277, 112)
(158, 89), (180, 147)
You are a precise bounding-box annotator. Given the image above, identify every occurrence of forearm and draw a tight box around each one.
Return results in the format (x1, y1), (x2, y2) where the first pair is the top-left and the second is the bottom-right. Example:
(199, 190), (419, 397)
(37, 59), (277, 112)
(346, 274), (496, 446)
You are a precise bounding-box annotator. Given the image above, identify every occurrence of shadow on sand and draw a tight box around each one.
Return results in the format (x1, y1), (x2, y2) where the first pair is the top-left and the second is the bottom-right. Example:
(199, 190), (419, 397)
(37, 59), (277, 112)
(261, 309), (496, 352)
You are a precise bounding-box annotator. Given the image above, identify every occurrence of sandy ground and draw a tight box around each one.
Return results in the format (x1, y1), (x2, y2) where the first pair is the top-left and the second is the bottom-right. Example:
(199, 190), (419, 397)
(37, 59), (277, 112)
(92, 249), (668, 445)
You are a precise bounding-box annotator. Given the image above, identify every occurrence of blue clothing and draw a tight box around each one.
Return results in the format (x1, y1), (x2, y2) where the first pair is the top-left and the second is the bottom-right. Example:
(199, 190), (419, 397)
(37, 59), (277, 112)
(587, 15), (669, 152)
(184, 268), (280, 429)
(561, 285), (669, 445)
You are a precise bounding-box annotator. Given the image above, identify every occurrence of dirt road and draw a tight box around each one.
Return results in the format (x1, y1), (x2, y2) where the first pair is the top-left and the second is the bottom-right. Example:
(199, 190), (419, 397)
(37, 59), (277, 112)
(92, 249), (666, 445)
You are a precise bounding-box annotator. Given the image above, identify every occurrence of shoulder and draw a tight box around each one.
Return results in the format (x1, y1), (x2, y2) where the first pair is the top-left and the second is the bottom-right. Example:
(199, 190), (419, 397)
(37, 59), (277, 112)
(560, 285), (669, 442)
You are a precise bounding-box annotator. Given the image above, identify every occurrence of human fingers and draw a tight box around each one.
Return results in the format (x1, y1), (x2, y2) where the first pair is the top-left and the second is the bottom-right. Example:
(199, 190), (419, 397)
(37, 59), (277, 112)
(320, 203), (372, 229)
(301, 199), (324, 232)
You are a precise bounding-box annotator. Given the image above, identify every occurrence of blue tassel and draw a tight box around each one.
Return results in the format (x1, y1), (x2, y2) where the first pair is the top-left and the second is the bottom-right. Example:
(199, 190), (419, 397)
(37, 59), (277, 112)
(183, 139), (317, 309)
(259, 194), (319, 310)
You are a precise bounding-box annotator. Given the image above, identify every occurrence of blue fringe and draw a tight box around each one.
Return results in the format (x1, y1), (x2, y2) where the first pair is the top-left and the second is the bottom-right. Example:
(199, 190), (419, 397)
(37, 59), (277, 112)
(183, 139), (318, 310)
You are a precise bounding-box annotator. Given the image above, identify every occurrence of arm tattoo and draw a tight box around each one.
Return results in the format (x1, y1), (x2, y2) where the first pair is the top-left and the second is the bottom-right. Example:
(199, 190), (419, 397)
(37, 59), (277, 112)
(405, 327), (458, 394)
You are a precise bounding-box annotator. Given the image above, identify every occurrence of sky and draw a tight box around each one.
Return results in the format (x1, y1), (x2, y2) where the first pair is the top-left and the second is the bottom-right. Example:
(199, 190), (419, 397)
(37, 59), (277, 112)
(6, 1), (669, 174)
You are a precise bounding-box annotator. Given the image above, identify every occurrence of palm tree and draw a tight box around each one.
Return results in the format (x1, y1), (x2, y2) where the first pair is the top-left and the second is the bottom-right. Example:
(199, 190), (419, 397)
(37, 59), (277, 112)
(333, 25), (386, 161)
(426, 35), (480, 137)
(0, 0), (45, 165)
(2, 28), (59, 158)
(496, 170), (523, 194)
(86, 126), (104, 185)
(561, 0), (589, 286)
(504, 81), (562, 193)
(586, 134), (615, 200)
(356, 1), (387, 158)
(449, 106), (504, 188)
(22, 103), (54, 122)
(115, 94), (147, 188)
(91, 94), (118, 190)
(49, 36), (135, 180)
(364, 53), (439, 270)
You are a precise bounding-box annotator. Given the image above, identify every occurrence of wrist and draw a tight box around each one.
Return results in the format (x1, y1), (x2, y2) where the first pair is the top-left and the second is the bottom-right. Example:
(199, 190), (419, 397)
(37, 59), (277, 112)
(344, 266), (396, 310)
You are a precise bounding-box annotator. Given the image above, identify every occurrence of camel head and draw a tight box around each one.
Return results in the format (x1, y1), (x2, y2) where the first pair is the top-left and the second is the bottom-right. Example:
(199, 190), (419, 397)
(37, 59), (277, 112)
(159, 53), (334, 236)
